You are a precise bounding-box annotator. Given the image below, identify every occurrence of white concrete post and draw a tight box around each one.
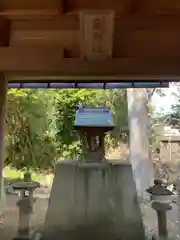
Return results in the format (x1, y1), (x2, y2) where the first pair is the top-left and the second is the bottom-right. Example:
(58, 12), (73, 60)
(127, 88), (154, 199)
(0, 76), (8, 214)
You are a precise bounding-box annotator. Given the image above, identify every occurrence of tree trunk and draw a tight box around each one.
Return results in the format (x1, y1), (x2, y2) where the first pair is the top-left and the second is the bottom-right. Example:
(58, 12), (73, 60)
(127, 88), (154, 199)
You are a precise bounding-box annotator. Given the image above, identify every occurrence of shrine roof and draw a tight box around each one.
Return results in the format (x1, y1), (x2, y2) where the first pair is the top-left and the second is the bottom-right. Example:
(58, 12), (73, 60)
(74, 107), (115, 129)
(147, 180), (173, 196)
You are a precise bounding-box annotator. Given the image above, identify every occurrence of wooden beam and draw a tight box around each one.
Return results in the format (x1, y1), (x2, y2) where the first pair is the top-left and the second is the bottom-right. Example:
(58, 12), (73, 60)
(0, 10), (60, 19)
(0, 0), (60, 11)
(0, 47), (180, 80)
(0, 0), (62, 18)
(1, 0), (180, 16)
(0, 17), (10, 46)
(0, 46), (65, 73)
(1, 12), (180, 30)
(8, 15), (180, 58)
(6, 75), (179, 82)
(0, 75), (7, 211)
(1, 9), (180, 25)
(0, 4), (65, 18)
(11, 16), (79, 30)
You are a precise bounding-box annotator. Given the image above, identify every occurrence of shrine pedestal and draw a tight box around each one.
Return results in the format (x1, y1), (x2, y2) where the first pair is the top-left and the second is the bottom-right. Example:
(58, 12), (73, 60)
(42, 160), (145, 240)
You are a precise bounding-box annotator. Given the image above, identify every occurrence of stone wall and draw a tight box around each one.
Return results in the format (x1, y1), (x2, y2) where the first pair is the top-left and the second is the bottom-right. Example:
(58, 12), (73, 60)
(42, 160), (145, 240)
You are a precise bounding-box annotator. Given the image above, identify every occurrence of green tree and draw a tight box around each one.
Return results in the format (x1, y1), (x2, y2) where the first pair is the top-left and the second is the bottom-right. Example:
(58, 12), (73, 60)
(6, 89), (57, 173)
(55, 89), (128, 158)
(163, 87), (180, 128)
(104, 89), (128, 145)
(6, 88), (129, 169)
(55, 89), (99, 159)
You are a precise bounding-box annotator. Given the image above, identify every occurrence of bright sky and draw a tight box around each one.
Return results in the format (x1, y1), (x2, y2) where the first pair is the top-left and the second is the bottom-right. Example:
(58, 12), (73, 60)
(151, 83), (178, 115)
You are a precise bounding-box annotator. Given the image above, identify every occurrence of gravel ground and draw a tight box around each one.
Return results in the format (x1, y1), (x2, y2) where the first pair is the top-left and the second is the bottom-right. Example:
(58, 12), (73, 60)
(0, 186), (180, 240)
(141, 200), (180, 239)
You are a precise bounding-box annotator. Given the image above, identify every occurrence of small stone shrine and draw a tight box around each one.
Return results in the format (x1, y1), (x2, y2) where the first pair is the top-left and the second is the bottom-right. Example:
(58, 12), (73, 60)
(41, 107), (145, 240)
(74, 107), (114, 162)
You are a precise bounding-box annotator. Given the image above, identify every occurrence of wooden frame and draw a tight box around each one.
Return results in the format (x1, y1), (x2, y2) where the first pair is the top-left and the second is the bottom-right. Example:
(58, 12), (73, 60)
(1, 1), (180, 82)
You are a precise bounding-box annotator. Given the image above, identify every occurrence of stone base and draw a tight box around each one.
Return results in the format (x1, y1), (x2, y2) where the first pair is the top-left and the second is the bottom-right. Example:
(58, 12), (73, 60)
(13, 231), (32, 240)
(32, 232), (42, 240)
(13, 236), (31, 240)
(42, 160), (145, 240)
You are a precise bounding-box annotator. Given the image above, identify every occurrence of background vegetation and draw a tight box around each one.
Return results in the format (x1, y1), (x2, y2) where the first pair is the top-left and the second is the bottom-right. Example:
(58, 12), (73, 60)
(5, 89), (128, 175)
(6, 86), (180, 180)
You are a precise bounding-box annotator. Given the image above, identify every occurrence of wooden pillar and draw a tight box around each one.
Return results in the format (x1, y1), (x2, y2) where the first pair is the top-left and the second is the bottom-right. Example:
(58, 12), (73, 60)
(127, 88), (154, 198)
(0, 76), (7, 213)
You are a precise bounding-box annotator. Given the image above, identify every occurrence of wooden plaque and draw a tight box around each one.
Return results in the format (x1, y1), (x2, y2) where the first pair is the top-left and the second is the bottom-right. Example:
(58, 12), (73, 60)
(80, 10), (114, 61)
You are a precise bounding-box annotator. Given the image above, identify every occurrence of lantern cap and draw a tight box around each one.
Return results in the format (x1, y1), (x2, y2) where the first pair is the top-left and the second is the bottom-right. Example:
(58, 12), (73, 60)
(146, 179), (173, 196)
(12, 181), (40, 191)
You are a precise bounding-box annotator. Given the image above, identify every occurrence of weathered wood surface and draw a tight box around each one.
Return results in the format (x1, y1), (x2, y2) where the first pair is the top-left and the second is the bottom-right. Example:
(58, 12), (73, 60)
(0, 0), (180, 79)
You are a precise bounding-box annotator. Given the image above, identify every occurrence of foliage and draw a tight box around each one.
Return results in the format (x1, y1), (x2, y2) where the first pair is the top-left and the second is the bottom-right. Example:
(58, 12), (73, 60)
(148, 88), (168, 150)
(105, 89), (128, 144)
(6, 88), (128, 171)
(55, 89), (128, 159)
(55, 89), (96, 159)
(163, 87), (180, 128)
(150, 122), (165, 150)
(6, 89), (57, 173)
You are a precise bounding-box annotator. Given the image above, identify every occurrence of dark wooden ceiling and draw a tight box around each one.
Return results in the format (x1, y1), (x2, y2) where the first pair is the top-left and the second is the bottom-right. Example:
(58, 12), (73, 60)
(0, 0), (180, 80)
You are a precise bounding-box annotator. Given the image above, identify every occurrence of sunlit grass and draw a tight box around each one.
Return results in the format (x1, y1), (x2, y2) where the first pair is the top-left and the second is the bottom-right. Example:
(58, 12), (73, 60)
(3, 167), (54, 185)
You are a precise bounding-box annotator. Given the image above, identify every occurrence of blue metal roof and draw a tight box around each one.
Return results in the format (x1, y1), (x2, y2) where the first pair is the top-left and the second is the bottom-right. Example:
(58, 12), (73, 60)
(74, 107), (115, 128)
(7, 81), (169, 89)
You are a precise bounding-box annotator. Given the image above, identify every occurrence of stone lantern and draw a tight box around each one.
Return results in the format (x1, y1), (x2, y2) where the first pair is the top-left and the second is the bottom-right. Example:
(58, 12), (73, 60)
(147, 179), (173, 240)
(12, 181), (40, 240)
(74, 107), (115, 162)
